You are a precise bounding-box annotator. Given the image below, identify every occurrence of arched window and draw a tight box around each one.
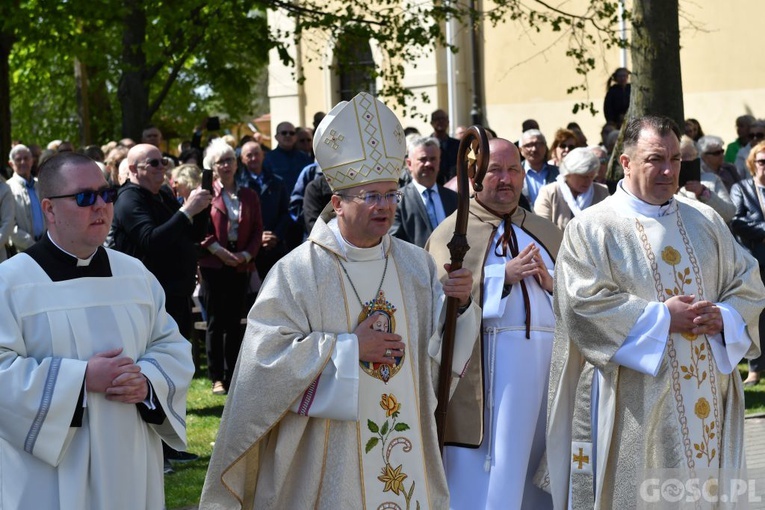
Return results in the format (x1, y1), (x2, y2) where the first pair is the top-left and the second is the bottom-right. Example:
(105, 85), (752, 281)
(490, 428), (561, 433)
(335, 32), (377, 101)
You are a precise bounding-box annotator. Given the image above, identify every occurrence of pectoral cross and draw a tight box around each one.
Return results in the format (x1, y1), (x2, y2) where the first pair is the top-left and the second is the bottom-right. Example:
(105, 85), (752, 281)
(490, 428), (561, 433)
(573, 448), (589, 470)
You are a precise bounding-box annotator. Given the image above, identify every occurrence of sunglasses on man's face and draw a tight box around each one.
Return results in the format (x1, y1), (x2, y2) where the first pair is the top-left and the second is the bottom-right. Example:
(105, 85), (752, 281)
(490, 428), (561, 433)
(751, 132), (765, 141)
(48, 187), (119, 207)
(139, 157), (169, 168)
(279, 130), (296, 136)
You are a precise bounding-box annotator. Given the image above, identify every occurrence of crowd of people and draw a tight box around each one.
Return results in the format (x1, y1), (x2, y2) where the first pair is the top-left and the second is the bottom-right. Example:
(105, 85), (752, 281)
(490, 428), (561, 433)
(2, 82), (765, 508)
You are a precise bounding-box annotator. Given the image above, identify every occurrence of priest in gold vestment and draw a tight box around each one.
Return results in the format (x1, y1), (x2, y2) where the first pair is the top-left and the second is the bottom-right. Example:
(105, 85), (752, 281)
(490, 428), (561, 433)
(545, 116), (765, 508)
(200, 92), (481, 509)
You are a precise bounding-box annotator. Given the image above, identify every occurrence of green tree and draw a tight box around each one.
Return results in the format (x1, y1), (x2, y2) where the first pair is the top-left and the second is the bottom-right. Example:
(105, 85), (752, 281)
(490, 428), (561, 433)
(2, 0), (683, 162)
(3, 0), (271, 155)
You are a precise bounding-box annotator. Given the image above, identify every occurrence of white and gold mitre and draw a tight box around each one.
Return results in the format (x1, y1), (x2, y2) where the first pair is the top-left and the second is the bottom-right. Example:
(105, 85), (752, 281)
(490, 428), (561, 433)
(313, 92), (406, 192)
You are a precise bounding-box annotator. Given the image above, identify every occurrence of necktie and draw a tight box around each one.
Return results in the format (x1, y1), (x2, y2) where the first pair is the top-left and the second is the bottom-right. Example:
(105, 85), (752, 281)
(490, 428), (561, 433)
(425, 188), (439, 229)
(26, 181), (45, 239)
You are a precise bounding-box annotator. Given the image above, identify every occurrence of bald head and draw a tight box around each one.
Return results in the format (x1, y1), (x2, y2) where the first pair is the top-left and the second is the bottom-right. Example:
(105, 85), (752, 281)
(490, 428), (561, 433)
(128, 144), (165, 193)
(240, 141), (264, 174)
(475, 138), (524, 214)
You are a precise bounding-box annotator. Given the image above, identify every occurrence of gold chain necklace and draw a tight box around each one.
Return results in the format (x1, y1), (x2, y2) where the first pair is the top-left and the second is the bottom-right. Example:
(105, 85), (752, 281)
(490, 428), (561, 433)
(337, 252), (389, 312)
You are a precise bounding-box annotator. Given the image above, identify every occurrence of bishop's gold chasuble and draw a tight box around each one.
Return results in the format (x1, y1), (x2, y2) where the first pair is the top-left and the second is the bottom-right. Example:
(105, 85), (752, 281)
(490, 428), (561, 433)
(339, 254), (432, 510)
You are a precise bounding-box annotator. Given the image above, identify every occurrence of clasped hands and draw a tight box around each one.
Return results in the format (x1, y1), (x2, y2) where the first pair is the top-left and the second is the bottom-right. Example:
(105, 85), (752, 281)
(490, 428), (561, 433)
(504, 243), (552, 293)
(85, 348), (148, 404)
(215, 246), (246, 267)
(666, 295), (723, 336)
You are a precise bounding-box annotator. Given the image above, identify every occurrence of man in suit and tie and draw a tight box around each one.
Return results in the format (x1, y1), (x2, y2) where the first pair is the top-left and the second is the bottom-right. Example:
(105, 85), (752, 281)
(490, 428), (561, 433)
(390, 137), (458, 247)
(520, 129), (559, 207)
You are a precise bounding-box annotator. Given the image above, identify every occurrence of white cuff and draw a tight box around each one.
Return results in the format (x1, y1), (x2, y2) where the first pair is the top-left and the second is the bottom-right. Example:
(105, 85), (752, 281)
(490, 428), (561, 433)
(289, 333), (359, 421)
(482, 263), (507, 319)
(707, 303), (752, 374)
(611, 302), (670, 376)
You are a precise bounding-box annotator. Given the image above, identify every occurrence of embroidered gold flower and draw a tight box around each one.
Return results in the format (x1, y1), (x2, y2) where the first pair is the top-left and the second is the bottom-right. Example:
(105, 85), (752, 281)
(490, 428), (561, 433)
(380, 393), (401, 417)
(661, 246), (682, 266)
(695, 397), (711, 420)
(681, 332), (698, 341)
(378, 463), (407, 495)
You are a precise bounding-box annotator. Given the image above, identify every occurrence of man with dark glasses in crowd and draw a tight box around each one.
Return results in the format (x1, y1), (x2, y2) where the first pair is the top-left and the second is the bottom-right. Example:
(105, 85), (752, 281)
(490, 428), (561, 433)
(109, 143), (211, 471)
(0, 152), (194, 508)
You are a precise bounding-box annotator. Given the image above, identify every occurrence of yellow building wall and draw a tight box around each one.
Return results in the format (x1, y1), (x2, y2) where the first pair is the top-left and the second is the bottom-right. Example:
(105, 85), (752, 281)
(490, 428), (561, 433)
(269, 0), (765, 146)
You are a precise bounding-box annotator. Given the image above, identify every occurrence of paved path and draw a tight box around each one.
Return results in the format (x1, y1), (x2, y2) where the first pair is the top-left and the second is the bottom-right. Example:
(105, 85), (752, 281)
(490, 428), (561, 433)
(746, 415), (765, 509)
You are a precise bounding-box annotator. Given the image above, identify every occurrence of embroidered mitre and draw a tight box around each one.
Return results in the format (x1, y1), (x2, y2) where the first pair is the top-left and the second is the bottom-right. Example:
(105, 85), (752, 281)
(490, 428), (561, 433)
(313, 92), (405, 191)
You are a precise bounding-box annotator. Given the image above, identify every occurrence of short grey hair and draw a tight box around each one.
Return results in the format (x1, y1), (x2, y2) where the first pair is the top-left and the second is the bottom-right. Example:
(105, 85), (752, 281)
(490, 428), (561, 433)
(679, 135), (698, 160)
(697, 135), (724, 154)
(407, 136), (440, 155)
(559, 147), (599, 177)
(521, 129), (545, 145)
(203, 138), (236, 170)
(9, 144), (31, 161)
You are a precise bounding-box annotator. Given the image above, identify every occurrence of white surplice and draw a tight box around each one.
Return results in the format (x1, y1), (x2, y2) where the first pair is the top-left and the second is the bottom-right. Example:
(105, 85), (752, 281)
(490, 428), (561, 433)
(445, 223), (555, 510)
(0, 250), (193, 510)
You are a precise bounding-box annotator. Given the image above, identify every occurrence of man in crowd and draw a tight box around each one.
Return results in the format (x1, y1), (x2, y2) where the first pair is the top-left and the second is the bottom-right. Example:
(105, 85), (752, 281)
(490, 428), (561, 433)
(263, 121), (313, 250)
(201, 91), (480, 509)
(725, 114), (755, 164)
(0, 177), (15, 262)
(142, 125), (178, 165)
(111, 143), (210, 337)
(546, 116), (765, 507)
(390, 136), (457, 248)
(237, 140), (290, 280)
(430, 109), (460, 185)
(7, 144), (46, 254)
(0, 152), (193, 508)
(109, 143), (211, 470)
(288, 161), (321, 236)
(263, 121), (313, 193)
(519, 129), (558, 207)
(427, 137), (561, 509)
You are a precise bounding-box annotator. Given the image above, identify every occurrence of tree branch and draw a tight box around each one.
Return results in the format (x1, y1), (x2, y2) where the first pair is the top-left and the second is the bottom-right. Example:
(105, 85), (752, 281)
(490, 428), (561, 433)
(147, 33), (204, 117)
(266, 0), (386, 26)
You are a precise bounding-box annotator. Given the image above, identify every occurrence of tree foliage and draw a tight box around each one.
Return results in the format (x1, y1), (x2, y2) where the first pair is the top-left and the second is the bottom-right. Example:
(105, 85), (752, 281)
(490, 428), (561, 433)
(269, 0), (631, 118)
(2, 0), (680, 161)
(4, 0), (271, 149)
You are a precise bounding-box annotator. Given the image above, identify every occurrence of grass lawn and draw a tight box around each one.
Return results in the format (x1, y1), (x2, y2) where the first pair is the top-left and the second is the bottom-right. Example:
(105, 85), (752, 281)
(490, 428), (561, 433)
(164, 363), (765, 508)
(742, 363), (765, 416)
(165, 376), (226, 510)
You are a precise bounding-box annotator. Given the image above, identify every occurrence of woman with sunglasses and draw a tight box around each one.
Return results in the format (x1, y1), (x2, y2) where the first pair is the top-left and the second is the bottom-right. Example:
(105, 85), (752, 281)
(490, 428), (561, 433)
(198, 139), (264, 395)
(730, 140), (765, 387)
(698, 135), (740, 192)
(547, 128), (579, 167)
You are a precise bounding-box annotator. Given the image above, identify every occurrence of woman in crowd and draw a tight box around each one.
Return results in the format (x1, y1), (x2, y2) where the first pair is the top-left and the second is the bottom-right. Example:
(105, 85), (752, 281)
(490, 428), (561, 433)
(171, 164), (201, 204)
(697, 135), (740, 192)
(677, 136), (735, 223)
(730, 140), (765, 386)
(603, 67), (630, 126)
(199, 139), (263, 395)
(104, 146), (128, 185)
(534, 147), (609, 230)
(684, 118), (705, 141)
(548, 128), (578, 167)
